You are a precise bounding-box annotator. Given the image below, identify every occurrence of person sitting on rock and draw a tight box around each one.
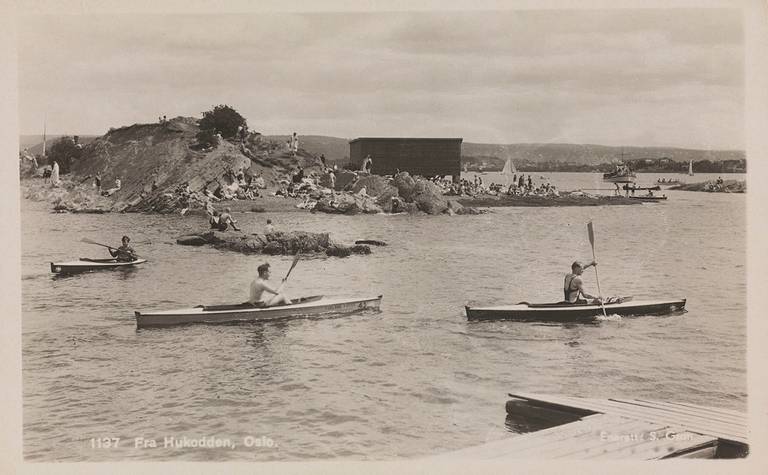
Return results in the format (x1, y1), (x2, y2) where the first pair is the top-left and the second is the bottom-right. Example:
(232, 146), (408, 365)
(109, 235), (137, 262)
(216, 207), (241, 231)
(265, 219), (275, 234)
(209, 210), (221, 229)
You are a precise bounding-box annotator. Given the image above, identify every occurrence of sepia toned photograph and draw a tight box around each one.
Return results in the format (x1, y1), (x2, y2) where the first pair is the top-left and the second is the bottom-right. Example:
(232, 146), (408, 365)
(4, 0), (767, 470)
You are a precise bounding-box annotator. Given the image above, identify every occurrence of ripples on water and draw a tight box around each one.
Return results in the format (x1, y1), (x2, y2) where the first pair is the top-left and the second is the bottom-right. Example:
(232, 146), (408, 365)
(21, 173), (746, 461)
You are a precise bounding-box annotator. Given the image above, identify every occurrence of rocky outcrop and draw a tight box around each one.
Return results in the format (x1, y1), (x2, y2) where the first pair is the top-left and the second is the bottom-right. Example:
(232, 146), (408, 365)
(669, 180), (745, 193)
(23, 179), (114, 213)
(175, 230), (371, 257)
(410, 178), (449, 214)
(313, 171), (478, 216)
(313, 192), (383, 214)
(446, 200), (486, 215)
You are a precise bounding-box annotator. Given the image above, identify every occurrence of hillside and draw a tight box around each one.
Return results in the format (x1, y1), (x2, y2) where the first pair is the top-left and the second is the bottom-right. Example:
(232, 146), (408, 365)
(55, 117), (320, 212)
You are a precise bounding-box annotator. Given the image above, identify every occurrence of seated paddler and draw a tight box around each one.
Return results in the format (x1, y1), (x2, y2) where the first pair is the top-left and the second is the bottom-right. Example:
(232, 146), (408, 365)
(249, 262), (292, 307)
(109, 235), (137, 262)
(564, 260), (601, 304)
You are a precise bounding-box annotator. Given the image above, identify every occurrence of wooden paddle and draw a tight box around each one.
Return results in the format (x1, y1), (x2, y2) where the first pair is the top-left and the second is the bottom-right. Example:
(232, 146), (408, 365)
(276, 253), (301, 294)
(81, 237), (142, 259)
(587, 221), (608, 318)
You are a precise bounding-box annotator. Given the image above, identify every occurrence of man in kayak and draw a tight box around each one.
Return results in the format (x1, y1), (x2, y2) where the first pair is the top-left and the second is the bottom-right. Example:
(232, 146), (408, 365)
(249, 263), (292, 307)
(109, 235), (137, 262)
(564, 260), (601, 304)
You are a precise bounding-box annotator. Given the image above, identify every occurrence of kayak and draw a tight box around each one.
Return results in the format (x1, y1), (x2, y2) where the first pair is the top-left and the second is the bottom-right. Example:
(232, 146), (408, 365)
(50, 258), (147, 274)
(135, 295), (383, 328)
(466, 297), (686, 322)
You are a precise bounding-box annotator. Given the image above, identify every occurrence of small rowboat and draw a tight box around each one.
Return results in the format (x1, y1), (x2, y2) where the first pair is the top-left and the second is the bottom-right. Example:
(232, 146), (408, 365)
(135, 295), (383, 328)
(628, 195), (668, 202)
(466, 297), (685, 322)
(50, 258), (147, 274)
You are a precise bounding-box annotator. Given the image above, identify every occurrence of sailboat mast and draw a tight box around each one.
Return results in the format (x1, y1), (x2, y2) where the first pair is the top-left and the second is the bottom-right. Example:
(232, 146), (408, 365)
(42, 119), (47, 158)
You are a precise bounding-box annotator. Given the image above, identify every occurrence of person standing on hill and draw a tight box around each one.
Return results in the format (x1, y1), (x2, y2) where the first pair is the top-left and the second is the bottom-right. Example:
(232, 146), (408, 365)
(291, 132), (299, 156)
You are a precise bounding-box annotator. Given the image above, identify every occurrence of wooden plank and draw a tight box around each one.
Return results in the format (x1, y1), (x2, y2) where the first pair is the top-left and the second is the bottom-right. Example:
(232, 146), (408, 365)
(594, 430), (716, 460)
(631, 398), (747, 421)
(566, 401), (745, 443)
(611, 398), (747, 425)
(483, 415), (613, 456)
(551, 420), (669, 459)
(511, 393), (747, 443)
(434, 414), (603, 459)
(583, 399), (746, 442)
(512, 419), (662, 459)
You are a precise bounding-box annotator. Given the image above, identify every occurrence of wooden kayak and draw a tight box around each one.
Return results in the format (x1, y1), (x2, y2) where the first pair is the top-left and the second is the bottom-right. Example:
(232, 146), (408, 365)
(135, 295), (383, 328)
(50, 258), (147, 274)
(466, 297), (686, 322)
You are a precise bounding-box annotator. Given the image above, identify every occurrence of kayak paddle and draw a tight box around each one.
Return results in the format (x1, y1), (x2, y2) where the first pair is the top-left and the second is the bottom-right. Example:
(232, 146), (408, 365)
(277, 253), (301, 293)
(587, 221), (608, 318)
(81, 237), (142, 259)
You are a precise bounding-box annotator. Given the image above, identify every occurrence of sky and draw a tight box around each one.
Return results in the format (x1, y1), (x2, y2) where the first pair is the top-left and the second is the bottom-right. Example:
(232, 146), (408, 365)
(17, 8), (745, 149)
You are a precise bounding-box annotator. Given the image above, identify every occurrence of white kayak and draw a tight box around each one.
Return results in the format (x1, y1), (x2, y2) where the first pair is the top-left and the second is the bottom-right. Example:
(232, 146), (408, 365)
(50, 258), (147, 274)
(135, 295), (383, 328)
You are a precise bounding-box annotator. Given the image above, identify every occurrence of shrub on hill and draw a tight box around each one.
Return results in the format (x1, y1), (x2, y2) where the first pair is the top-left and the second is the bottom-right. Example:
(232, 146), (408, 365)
(47, 136), (83, 174)
(197, 105), (247, 145)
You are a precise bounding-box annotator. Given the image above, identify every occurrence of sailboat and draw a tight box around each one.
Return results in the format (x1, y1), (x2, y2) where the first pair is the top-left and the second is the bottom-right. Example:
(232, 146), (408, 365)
(688, 160), (694, 176)
(501, 158), (516, 184)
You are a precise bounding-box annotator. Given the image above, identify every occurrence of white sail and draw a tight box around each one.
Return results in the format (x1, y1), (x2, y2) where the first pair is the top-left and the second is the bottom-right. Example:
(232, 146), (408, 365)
(502, 158), (516, 184)
(688, 160), (694, 176)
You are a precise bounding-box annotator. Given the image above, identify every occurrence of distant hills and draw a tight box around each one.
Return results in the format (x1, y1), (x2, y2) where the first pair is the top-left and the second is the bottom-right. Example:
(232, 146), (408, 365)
(20, 135), (99, 155)
(21, 133), (744, 168)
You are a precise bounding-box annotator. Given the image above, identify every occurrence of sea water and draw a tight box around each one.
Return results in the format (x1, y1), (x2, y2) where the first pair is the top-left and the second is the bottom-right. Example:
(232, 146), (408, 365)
(21, 173), (746, 461)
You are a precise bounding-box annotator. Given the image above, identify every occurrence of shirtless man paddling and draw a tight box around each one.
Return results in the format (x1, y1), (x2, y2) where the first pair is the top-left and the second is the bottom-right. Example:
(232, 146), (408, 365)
(249, 263), (292, 307)
(564, 260), (601, 304)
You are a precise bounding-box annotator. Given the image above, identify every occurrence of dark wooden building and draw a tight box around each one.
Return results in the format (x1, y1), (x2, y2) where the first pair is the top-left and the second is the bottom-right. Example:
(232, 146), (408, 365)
(349, 137), (462, 181)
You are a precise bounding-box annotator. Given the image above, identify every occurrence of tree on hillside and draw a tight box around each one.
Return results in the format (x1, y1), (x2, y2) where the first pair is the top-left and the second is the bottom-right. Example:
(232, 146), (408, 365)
(197, 105), (248, 145)
(47, 136), (83, 174)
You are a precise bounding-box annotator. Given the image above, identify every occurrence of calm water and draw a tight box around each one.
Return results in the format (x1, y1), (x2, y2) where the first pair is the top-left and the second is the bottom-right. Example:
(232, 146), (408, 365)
(22, 172), (746, 461)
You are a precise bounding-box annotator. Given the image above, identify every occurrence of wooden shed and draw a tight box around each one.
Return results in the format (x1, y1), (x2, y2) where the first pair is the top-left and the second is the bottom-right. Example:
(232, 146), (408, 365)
(349, 137), (462, 181)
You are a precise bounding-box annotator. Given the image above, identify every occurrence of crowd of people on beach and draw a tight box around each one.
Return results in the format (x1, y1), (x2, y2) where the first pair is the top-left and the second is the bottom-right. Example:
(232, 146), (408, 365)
(436, 174), (560, 198)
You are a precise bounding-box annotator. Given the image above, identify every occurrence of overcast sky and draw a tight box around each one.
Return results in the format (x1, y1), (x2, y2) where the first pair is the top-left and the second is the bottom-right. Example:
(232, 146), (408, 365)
(17, 9), (744, 149)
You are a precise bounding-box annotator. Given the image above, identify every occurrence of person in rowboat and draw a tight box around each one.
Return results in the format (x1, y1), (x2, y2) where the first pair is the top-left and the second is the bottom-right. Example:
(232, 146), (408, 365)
(564, 260), (601, 304)
(109, 235), (137, 262)
(249, 263), (292, 307)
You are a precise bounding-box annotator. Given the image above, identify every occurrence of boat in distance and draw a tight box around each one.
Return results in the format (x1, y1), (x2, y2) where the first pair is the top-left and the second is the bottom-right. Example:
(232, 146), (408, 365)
(135, 295), (383, 328)
(50, 258), (147, 274)
(466, 297), (686, 322)
(603, 171), (637, 183)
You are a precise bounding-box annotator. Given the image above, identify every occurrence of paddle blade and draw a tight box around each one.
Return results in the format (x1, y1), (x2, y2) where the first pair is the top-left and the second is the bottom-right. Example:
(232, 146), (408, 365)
(285, 253), (301, 279)
(587, 221), (595, 247)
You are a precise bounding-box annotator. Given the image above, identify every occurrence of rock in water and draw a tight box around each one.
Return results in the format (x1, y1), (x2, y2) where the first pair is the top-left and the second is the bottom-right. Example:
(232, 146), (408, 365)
(411, 179), (448, 214)
(392, 172), (417, 201)
(176, 229), (369, 257)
